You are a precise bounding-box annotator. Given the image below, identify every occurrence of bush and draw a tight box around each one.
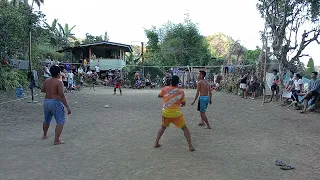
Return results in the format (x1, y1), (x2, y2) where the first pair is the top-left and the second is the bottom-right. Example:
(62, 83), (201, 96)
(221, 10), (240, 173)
(0, 65), (28, 91)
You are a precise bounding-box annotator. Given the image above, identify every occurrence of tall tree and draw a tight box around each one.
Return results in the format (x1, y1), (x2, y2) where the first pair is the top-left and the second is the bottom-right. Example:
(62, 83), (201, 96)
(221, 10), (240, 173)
(306, 58), (316, 77)
(206, 33), (234, 59)
(144, 14), (211, 66)
(257, 0), (320, 73)
(244, 48), (261, 65)
(0, 0), (43, 59)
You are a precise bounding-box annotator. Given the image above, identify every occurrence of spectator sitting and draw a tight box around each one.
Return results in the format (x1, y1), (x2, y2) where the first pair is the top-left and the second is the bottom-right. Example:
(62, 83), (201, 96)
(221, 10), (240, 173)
(292, 73), (304, 107)
(300, 72), (320, 113)
(285, 70), (295, 92)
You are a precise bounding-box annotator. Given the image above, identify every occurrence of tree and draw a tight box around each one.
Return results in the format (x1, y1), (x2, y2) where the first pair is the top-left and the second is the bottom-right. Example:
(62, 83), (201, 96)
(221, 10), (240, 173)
(82, 33), (104, 44)
(244, 48), (261, 65)
(57, 23), (77, 48)
(31, 0), (44, 9)
(306, 58), (315, 77)
(144, 14), (211, 66)
(257, 0), (320, 74)
(0, 0), (43, 59)
(43, 19), (61, 48)
(206, 33), (234, 59)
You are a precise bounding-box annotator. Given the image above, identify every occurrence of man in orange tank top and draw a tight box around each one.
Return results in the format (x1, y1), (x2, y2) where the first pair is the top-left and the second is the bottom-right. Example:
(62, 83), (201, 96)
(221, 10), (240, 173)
(154, 75), (195, 151)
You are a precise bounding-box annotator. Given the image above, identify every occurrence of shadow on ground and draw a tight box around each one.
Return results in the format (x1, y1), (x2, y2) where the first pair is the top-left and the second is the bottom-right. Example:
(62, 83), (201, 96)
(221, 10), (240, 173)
(0, 87), (319, 180)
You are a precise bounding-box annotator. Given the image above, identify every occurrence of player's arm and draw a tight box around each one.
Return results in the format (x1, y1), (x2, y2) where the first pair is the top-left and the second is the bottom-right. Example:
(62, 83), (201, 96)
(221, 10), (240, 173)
(41, 81), (45, 93)
(208, 83), (212, 104)
(181, 92), (186, 107)
(57, 81), (70, 110)
(191, 82), (201, 105)
(158, 89), (164, 98)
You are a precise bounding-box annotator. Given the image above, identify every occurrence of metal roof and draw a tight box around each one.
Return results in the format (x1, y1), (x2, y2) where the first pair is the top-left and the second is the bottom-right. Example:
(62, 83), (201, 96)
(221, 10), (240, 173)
(57, 41), (133, 53)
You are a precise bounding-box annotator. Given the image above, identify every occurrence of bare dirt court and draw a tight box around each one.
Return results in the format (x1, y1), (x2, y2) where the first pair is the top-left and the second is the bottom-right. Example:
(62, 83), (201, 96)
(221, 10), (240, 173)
(0, 87), (319, 180)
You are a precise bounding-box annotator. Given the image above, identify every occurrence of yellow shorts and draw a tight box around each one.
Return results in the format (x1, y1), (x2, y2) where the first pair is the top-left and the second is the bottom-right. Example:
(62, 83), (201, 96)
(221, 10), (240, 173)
(162, 115), (186, 129)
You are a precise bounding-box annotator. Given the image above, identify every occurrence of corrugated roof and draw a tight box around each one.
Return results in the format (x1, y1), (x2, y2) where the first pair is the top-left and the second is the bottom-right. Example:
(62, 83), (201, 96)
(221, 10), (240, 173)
(57, 41), (133, 53)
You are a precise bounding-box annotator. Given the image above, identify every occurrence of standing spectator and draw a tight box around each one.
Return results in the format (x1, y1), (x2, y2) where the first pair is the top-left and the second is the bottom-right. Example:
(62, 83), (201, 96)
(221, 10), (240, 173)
(67, 71), (74, 92)
(269, 69), (280, 102)
(239, 70), (248, 99)
(95, 65), (100, 77)
(43, 64), (51, 80)
(249, 70), (258, 99)
(83, 58), (88, 72)
(61, 69), (68, 90)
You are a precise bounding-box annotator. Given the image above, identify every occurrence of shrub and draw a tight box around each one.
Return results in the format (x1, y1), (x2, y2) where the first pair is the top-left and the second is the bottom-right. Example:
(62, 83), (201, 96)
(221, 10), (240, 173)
(0, 65), (28, 91)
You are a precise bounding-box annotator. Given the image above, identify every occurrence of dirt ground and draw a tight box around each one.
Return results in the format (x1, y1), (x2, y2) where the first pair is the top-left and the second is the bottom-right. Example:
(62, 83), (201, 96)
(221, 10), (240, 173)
(0, 87), (319, 180)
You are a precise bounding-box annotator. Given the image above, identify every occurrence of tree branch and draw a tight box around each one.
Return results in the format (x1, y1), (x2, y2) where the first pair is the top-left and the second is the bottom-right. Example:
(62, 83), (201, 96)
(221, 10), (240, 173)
(290, 29), (320, 63)
(298, 54), (309, 57)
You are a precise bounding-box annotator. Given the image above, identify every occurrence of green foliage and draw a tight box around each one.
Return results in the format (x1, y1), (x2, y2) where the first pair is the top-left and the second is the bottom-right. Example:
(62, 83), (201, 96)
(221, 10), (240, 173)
(244, 48), (261, 65)
(0, 0), (43, 59)
(0, 65), (28, 91)
(34, 45), (64, 60)
(43, 19), (77, 48)
(306, 58), (315, 77)
(82, 33), (104, 44)
(144, 15), (211, 66)
(206, 33), (234, 59)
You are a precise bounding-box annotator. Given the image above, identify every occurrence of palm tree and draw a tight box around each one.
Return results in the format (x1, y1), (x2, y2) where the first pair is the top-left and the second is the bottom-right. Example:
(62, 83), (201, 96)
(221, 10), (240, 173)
(43, 19), (62, 48)
(57, 23), (77, 48)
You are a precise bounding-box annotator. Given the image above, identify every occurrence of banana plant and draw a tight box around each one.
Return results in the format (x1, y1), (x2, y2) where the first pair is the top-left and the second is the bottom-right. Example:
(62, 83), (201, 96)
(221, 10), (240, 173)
(57, 23), (77, 48)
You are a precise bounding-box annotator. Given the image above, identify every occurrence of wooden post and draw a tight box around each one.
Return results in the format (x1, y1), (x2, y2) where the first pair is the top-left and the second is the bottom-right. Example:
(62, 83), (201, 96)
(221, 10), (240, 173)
(120, 48), (122, 59)
(141, 42), (144, 77)
(29, 30), (34, 102)
(89, 46), (92, 61)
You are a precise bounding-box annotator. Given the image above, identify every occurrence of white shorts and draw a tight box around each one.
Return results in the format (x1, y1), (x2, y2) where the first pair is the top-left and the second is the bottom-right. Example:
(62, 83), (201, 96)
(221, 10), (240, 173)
(240, 83), (247, 89)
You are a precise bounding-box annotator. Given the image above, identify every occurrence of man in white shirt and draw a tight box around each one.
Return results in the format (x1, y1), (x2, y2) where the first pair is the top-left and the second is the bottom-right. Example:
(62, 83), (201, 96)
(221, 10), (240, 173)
(95, 65), (100, 77)
(87, 69), (93, 76)
(67, 71), (74, 92)
(78, 66), (84, 74)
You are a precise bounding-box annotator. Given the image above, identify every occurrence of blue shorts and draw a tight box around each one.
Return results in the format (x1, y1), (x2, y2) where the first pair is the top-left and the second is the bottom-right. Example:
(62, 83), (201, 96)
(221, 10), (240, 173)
(197, 96), (209, 112)
(43, 99), (66, 125)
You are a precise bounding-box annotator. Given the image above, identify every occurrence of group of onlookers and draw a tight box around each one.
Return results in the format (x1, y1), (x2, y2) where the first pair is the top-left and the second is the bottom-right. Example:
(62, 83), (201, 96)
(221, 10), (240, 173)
(283, 70), (320, 113)
(239, 69), (259, 99)
(237, 68), (320, 112)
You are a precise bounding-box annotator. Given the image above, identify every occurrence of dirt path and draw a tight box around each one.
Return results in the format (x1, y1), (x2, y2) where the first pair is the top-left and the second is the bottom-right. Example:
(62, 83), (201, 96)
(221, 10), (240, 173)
(0, 87), (319, 180)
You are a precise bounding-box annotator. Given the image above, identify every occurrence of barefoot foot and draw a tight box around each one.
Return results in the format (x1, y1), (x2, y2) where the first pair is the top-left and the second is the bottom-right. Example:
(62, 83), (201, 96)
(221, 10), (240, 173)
(198, 123), (205, 126)
(53, 140), (65, 145)
(154, 144), (161, 148)
(189, 147), (195, 151)
(42, 136), (48, 139)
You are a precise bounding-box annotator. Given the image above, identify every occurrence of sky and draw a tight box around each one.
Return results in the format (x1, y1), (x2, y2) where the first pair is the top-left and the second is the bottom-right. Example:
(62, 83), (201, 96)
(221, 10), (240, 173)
(36, 0), (319, 65)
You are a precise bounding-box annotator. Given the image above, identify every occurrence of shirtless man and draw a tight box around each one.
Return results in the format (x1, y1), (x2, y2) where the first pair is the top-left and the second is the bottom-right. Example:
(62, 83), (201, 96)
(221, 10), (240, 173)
(114, 76), (122, 95)
(191, 70), (212, 129)
(41, 65), (71, 145)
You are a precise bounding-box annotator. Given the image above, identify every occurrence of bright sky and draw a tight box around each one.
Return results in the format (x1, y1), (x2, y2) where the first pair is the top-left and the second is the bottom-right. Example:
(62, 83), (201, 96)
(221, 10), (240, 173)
(38, 0), (319, 65)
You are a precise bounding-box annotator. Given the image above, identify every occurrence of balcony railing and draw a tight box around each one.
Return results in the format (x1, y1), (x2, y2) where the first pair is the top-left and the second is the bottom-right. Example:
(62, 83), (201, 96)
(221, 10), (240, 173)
(89, 58), (125, 70)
